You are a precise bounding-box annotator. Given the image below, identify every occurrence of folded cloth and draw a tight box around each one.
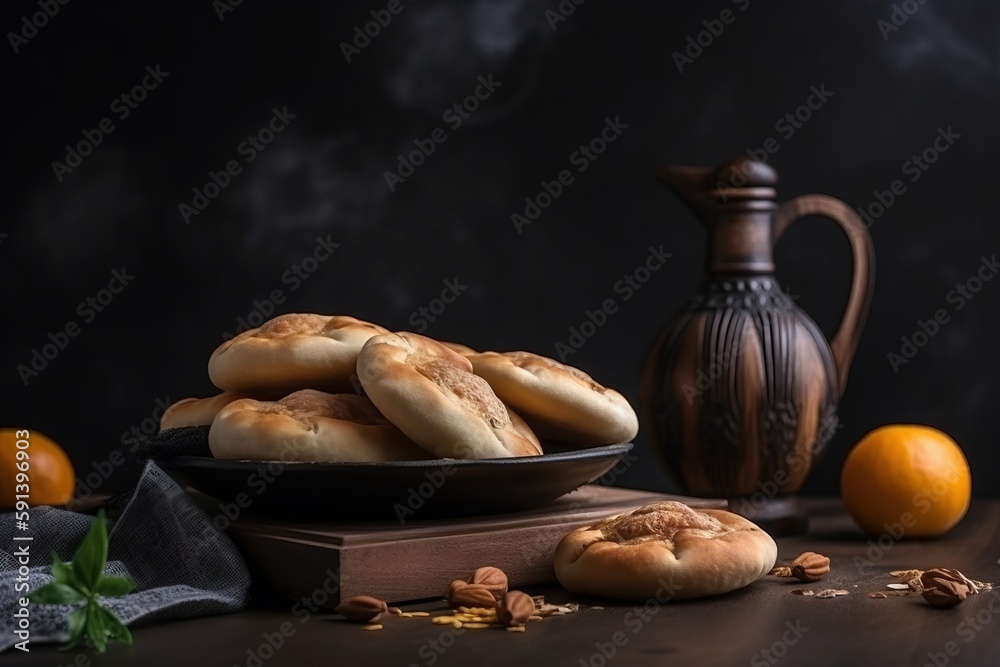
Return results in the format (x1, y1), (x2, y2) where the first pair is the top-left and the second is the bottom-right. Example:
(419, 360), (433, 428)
(0, 461), (249, 652)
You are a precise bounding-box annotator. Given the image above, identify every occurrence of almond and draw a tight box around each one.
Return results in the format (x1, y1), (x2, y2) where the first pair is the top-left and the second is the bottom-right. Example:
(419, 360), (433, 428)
(497, 591), (534, 627)
(467, 566), (508, 601)
(335, 595), (388, 623)
(790, 552), (831, 583)
(446, 581), (498, 609)
(922, 579), (969, 608)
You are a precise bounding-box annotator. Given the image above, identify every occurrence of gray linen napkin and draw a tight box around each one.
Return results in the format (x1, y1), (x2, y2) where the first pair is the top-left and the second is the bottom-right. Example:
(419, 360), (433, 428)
(0, 461), (249, 653)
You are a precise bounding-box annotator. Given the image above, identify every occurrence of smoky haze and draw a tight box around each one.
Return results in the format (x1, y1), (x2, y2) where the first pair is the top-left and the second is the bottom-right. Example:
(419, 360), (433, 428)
(2, 0), (998, 498)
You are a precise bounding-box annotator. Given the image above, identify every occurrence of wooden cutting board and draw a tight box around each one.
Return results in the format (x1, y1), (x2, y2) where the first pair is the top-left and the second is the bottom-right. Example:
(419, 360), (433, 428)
(225, 486), (726, 606)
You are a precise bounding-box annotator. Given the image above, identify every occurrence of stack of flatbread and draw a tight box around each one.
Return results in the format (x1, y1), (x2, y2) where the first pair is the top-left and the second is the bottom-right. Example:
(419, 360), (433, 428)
(159, 314), (638, 462)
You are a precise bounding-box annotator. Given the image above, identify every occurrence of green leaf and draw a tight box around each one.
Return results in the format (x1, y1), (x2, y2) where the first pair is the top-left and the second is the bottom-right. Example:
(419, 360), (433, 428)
(98, 605), (133, 646)
(72, 510), (109, 593)
(44, 510), (134, 653)
(30, 582), (84, 605)
(86, 603), (108, 653)
(95, 576), (134, 597)
(60, 607), (87, 651)
(49, 554), (77, 588)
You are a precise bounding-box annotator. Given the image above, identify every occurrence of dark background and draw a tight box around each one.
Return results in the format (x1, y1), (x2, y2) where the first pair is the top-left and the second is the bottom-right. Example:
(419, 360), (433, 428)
(2, 0), (998, 497)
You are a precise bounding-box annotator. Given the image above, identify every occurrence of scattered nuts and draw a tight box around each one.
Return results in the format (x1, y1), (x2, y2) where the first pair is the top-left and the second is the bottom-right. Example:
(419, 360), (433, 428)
(814, 589), (849, 599)
(361, 624), (383, 631)
(497, 591), (535, 627)
(335, 595), (388, 623)
(791, 552), (831, 583)
(462, 623), (491, 629)
(920, 568), (981, 594)
(922, 578), (969, 608)
(506, 626), (526, 633)
(769, 566), (792, 578)
(790, 589), (814, 596)
(886, 583), (910, 590)
(457, 606), (495, 615)
(467, 567), (509, 601)
(869, 592), (888, 599)
(534, 601), (580, 617)
(921, 568), (966, 588)
(387, 607), (403, 616)
(447, 581), (498, 608)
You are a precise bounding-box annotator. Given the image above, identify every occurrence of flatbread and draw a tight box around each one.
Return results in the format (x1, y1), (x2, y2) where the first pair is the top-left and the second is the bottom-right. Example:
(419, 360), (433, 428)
(469, 351), (638, 446)
(208, 389), (431, 462)
(357, 332), (541, 459)
(208, 314), (388, 392)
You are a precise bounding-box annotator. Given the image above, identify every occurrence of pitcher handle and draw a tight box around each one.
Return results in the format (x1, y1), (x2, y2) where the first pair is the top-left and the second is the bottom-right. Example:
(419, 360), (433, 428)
(773, 195), (876, 396)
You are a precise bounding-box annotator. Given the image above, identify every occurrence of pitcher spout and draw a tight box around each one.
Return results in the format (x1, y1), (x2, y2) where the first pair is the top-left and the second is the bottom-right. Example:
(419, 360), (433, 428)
(655, 165), (714, 218)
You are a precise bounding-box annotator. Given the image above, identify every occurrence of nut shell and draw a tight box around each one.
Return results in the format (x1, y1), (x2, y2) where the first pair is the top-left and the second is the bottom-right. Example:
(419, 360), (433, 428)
(790, 552), (831, 583)
(919, 568), (973, 592)
(447, 581), (499, 608)
(468, 566), (509, 601)
(335, 595), (388, 623)
(497, 591), (535, 626)
(922, 579), (969, 608)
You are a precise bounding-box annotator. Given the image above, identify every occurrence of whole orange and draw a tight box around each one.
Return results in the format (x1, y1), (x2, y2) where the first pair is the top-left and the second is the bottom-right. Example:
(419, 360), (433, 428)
(1, 428), (76, 509)
(841, 424), (971, 538)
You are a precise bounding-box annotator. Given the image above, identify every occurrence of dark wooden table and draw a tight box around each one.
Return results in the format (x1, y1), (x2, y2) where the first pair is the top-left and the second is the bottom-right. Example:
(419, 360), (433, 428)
(13, 499), (1000, 667)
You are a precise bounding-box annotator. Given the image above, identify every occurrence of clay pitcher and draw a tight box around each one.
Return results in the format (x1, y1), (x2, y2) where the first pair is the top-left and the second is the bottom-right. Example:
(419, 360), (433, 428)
(641, 156), (875, 533)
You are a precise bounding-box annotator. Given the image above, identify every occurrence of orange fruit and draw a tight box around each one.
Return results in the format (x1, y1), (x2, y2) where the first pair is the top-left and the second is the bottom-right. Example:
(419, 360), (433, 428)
(1, 428), (76, 509)
(841, 424), (971, 538)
